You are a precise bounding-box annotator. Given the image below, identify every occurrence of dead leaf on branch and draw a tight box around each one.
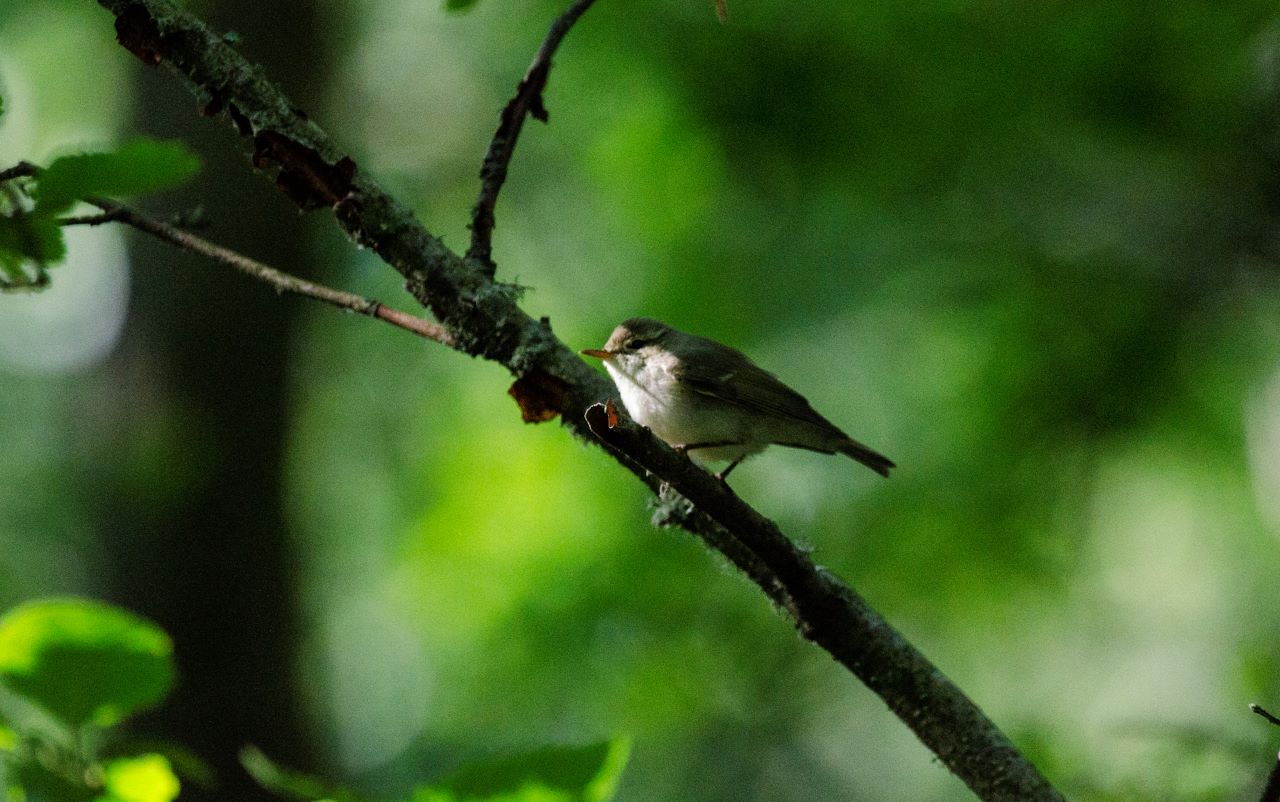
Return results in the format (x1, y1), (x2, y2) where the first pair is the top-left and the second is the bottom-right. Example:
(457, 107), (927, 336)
(508, 370), (570, 423)
(251, 132), (356, 209)
(115, 5), (164, 66)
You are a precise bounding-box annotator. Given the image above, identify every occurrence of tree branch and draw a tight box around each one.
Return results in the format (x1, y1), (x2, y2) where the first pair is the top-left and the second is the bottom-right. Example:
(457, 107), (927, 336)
(91, 1), (1065, 799)
(51, 194), (454, 346)
(465, 0), (597, 274)
(583, 404), (1063, 800)
(1262, 761), (1280, 802)
(1253, 705), (1280, 802)
(1254, 704), (1280, 727)
(0, 162), (39, 183)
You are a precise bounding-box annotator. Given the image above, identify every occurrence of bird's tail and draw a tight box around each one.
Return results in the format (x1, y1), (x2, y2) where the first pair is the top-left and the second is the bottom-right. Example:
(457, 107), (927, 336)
(838, 438), (895, 477)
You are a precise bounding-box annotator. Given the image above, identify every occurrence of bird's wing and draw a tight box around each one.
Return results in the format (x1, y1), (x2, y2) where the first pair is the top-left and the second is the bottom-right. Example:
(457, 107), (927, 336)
(674, 341), (841, 433)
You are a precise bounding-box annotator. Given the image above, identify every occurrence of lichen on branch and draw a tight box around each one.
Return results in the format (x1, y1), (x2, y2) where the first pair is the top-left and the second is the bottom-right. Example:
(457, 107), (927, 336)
(92, 2), (1066, 799)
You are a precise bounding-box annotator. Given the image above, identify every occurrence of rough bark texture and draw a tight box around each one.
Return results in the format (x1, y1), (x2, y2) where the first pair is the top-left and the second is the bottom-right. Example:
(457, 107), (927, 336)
(92, 2), (1067, 799)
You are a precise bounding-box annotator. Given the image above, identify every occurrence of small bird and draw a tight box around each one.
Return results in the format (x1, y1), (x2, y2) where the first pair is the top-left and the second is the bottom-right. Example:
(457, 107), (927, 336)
(582, 317), (894, 480)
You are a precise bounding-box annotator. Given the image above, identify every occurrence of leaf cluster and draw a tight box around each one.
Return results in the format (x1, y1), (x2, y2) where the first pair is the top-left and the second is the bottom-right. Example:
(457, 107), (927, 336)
(0, 596), (630, 802)
(0, 598), (183, 802)
(0, 130), (199, 291)
(243, 738), (631, 802)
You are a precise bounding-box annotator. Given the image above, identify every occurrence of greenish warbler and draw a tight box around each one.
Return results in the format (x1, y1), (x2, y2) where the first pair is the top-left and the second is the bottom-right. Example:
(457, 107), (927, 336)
(582, 317), (894, 480)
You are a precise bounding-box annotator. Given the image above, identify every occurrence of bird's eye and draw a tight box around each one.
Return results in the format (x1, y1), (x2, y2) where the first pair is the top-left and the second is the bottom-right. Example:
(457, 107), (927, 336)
(625, 338), (651, 351)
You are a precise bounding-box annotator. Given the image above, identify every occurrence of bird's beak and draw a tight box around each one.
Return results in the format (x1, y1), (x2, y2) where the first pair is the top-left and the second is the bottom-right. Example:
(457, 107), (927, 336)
(580, 348), (612, 360)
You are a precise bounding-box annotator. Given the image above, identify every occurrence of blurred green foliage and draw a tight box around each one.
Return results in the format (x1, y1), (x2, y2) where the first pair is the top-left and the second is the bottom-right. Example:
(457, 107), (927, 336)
(0, 598), (174, 728)
(244, 740), (629, 802)
(0, 598), (629, 802)
(5, 0), (1280, 800)
(0, 598), (182, 802)
(33, 140), (200, 216)
(0, 137), (199, 289)
(419, 739), (630, 802)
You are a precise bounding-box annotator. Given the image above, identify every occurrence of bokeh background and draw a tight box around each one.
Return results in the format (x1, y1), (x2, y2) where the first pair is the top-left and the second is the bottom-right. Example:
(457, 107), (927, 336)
(5, 0), (1280, 799)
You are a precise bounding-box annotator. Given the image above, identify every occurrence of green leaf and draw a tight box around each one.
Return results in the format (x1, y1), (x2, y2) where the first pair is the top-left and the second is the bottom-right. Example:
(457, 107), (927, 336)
(35, 140), (200, 216)
(240, 746), (345, 802)
(415, 739), (631, 802)
(0, 599), (175, 728)
(0, 211), (67, 276)
(97, 755), (180, 802)
(12, 758), (98, 802)
(443, 0), (479, 12)
(106, 742), (213, 790)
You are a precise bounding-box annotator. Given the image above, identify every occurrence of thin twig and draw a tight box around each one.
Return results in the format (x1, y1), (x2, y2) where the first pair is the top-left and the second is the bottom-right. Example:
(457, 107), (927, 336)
(1254, 704), (1280, 727)
(0, 161), (38, 183)
(56, 194), (454, 346)
(92, 3), (1066, 799)
(1254, 705), (1280, 802)
(59, 210), (126, 227)
(466, 0), (597, 274)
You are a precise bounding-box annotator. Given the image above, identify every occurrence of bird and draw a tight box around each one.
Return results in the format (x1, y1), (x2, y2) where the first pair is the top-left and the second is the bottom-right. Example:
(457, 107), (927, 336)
(581, 317), (894, 480)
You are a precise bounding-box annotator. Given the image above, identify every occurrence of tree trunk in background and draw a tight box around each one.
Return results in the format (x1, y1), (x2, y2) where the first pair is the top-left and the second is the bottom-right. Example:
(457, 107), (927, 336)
(98, 3), (329, 799)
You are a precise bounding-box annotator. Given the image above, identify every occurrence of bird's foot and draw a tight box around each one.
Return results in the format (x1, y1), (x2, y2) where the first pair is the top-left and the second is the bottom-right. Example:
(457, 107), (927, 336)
(715, 458), (744, 483)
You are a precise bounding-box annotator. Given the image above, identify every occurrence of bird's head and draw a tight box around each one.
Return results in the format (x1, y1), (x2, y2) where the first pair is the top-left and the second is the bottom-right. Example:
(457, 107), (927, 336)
(581, 317), (675, 374)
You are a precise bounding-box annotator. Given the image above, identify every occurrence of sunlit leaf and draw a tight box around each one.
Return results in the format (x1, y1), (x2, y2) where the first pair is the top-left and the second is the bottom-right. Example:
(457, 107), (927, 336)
(414, 738), (631, 802)
(35, 140), (200, 216)
(109, 742), (214, 790)
(0, 725), (14, 752)
(0, 599), (174, 728)
(98, 755), (180, 802)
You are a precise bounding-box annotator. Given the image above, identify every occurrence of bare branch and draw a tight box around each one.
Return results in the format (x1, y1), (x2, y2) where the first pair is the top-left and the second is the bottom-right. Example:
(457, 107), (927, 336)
(1254, 705), (1280, 802)
(56, 194), (454, 346)
(0, 162), (39, 183)
(466, 0), (597, 274)
(584, 403), (1062, 801)
(90, 2), (1065, 799)
(59, 210), (127, 226)
(1261, 754), (1280, 802)
(1255, 704), (1280, 727)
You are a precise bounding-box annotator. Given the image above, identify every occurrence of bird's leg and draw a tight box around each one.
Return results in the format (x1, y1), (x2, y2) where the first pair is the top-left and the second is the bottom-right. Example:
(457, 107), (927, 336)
(715, 458), (744, 482)
(679, 441), (745, 483)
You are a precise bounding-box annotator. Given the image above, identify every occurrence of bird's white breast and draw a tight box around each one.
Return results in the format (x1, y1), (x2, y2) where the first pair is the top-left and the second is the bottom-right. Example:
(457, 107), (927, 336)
(603, 352), (685, 441)
(603, 351), (760, 463)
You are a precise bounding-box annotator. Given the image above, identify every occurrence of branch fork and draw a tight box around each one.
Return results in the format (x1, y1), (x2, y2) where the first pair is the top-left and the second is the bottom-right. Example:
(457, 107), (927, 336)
(80, 1), (1066, 798)
(467, 0), (598, 273)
